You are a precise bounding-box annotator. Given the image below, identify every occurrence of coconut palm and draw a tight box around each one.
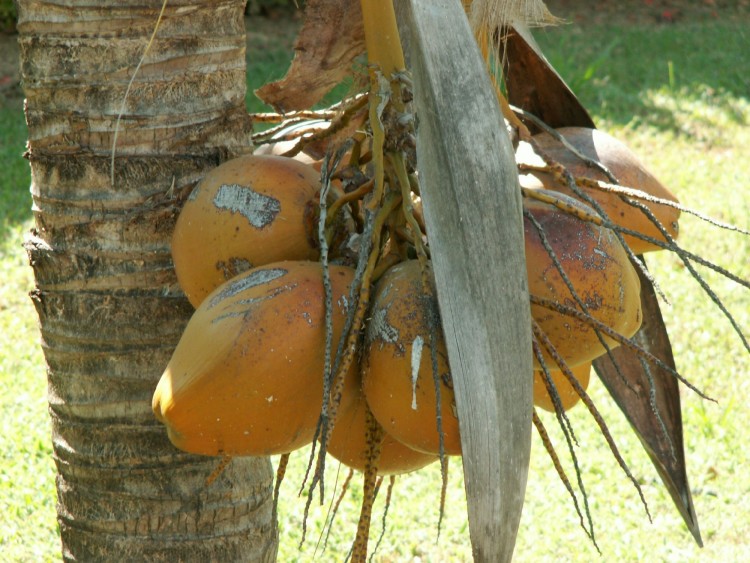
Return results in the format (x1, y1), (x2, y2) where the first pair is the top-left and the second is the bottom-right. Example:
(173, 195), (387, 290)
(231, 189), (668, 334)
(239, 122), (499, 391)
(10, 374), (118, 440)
(17, 0), (277, 559)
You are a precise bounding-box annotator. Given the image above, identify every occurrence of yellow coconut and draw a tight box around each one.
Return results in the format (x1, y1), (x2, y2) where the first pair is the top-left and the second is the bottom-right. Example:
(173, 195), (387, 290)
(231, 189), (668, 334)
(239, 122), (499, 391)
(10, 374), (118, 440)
(533, 361), (592, 413)
(327, 389), (438, 475)
(152, 261), (357, 457)
(517, 127), (680, 254)
(171, 154), (321, 307)
(524, 191), (642, 368)
(362, 260), (461, 456)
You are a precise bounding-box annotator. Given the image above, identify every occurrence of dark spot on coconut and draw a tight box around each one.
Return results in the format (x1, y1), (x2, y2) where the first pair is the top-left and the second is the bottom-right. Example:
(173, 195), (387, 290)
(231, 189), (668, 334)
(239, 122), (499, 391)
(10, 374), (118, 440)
(216, 257), (253, 280)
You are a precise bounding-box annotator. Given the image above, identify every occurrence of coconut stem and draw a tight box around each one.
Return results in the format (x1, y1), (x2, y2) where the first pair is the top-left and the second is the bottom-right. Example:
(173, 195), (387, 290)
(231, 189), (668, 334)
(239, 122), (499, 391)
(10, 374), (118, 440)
(370, 475), (397, 561)
(322, 192), (403, 446)
(532, 410), (597, 547)
(325, 178), (374, 229)
(322, 468), (355, 552)
(360, 0), (408, 214)
(204, 454), (232, 487)
(532, 320), (652, 522)
(361, 0), (406, 78)
(351, 406), (385, 562)
(305, 192), (402, 517)
(531, 338), (598, 551)
(272, 453), (290, 530)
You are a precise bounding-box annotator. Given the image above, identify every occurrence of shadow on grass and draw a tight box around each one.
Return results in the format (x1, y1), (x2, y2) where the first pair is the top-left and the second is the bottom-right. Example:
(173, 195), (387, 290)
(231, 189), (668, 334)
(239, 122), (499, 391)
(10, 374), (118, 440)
(0, 96), (32, 238)
(632, 85), (749, 146)
(243, 17), (750, 145)
(533, 20), (750, 133)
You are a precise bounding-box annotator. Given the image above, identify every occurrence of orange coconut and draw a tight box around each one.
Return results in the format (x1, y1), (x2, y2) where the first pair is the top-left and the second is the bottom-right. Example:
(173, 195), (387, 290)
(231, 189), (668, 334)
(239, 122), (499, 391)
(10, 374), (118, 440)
(362, 260), (461, 456)
(171, 154), (321, 307)
(533, 361), (592, 413)
(327, 389), (438, 475)
(152, 261), (357, 457)
(517, 127), (680, 254)
(524, 191), (642, 369)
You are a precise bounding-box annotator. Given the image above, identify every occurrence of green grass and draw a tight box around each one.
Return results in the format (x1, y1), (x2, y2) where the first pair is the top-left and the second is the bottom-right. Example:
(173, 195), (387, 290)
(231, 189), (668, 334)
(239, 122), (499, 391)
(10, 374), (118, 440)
(0, 97), (60, 561)
(535, 21), (750, 129)
(3, 16), (750, 562)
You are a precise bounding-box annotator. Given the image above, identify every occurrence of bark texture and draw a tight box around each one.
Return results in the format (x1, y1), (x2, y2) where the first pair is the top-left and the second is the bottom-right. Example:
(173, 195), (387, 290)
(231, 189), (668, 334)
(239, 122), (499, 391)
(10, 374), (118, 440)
(18, 0), (277, 560)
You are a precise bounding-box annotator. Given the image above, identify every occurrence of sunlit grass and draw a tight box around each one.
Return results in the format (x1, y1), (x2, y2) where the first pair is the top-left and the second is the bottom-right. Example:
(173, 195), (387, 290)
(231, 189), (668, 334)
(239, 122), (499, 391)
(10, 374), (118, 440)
(0, 98), (60, 562)
(2, 16), (749, 562)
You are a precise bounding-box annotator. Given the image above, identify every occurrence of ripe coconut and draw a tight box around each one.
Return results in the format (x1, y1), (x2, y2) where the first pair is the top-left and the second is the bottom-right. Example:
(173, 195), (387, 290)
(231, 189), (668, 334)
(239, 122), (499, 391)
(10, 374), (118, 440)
(327, 388), (438, 475)
(533, 361), (592, 413)
(524, 191), (643, 369)
(152, 261), (357, 457)
(362, 260), (461, 456)
(171, 154), (321, 308)
(517, 127), (680, 254)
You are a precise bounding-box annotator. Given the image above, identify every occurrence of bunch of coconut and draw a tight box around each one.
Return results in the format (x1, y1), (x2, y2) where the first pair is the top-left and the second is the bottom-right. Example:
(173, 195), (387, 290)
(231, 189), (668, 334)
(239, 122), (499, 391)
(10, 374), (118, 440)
(152, 124), (680, 474)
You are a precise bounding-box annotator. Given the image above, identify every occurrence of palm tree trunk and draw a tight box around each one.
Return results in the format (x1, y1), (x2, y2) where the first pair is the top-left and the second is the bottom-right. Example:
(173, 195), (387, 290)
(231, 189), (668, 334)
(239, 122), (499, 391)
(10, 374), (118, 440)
(18, 1), (278, 559)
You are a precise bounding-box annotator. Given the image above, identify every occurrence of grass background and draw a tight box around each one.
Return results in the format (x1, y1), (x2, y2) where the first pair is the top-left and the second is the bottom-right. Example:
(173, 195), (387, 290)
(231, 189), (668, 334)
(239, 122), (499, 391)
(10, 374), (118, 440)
(2, 10), (749, 562)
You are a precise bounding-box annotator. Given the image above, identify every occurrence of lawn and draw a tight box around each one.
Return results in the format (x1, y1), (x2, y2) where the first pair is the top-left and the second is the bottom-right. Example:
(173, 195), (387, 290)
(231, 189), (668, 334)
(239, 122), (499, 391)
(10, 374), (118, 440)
(2, 10), (749, 562)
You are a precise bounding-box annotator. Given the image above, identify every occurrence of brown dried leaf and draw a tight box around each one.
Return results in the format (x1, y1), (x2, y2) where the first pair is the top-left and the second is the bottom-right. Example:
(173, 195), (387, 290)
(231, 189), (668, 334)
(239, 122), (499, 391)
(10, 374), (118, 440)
(593, 259), (702, 547)
(502, 23), (595, 131)
(255, 0), (365, 112)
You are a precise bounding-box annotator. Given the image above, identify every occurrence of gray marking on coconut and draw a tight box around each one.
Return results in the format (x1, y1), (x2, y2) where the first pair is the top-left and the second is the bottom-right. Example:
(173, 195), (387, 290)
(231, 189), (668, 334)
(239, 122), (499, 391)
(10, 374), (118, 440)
(367, 305), (399, 348)
(213, 183), (281, 228)
(207, 267), (287, 309)
(211, 296), (270, 324)
(187, 184), (201, 201)
(410, 335), (424, 410)
(211, 278), (294, 326)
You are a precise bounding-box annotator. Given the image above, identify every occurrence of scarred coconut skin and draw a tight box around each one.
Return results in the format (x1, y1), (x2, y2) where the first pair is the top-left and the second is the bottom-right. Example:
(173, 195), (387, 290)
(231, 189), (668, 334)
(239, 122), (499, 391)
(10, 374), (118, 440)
(524, 191), (642, 368)
(517, 127), (680, 254)
(152, 261), (357, 457)
(171, 155), (321, 308)
(362, 260), (462, 456)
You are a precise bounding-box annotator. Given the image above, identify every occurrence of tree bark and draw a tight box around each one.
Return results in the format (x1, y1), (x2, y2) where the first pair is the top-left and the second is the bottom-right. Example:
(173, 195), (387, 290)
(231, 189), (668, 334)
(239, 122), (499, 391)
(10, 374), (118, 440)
(18, 1), (278, 560)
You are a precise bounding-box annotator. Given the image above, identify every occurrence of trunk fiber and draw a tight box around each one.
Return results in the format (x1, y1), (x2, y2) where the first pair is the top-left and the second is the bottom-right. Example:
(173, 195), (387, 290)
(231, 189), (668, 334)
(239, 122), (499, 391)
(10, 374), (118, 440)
(18, 1), (278, 559)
